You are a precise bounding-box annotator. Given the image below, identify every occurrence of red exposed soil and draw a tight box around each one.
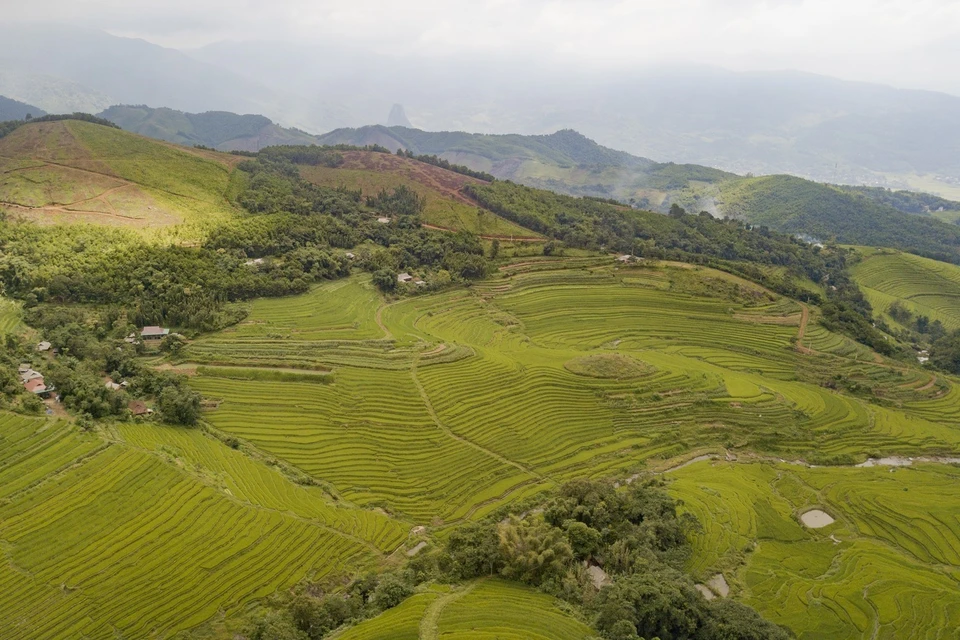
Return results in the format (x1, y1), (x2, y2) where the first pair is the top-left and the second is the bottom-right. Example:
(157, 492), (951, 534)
(340, 151), (486, 206)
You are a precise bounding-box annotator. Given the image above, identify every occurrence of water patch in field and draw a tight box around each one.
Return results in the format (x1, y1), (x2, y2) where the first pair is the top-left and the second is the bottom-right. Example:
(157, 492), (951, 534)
(800, 509), (835, 528)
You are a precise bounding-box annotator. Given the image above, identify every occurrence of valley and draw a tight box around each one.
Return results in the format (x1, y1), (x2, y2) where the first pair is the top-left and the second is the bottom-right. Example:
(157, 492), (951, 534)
(0, 117), (958, 639)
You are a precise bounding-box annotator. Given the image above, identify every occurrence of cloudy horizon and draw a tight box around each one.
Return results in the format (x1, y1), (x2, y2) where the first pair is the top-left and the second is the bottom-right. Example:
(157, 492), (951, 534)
(4, 0), (960, 96)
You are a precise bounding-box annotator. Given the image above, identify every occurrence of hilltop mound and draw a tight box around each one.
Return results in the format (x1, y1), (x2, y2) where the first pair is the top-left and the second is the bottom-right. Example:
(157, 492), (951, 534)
(0, 119), (240, 230)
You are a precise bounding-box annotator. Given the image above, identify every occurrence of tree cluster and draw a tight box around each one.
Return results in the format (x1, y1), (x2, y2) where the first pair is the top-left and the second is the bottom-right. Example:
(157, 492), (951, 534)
(247, 479), (790, 640)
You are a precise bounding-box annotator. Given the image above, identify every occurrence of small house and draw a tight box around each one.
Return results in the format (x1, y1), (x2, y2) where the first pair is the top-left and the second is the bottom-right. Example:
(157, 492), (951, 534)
(18, 363), (31, 374)
(105, 381), (122, 391)
(24, 378), (53, 397)
(129, 400), (149, 416)
(397, 273), (414, 283)
(377, 217), (391, 224)
(20, 369), (43, 383)
(37, 341), (52, 352)
(617, 254), (633, 263)
(414, 280), (427, 287)
(345, 252), (356, 259)
(244, 258), (265, 267)
(141, 326), (170, 341)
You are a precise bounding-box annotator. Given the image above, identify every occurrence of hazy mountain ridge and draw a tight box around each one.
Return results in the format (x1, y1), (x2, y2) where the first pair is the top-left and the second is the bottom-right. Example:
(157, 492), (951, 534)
(2, 27), (959, 195)
(0, 95), (45, 121)
(98, 105), (318, 151)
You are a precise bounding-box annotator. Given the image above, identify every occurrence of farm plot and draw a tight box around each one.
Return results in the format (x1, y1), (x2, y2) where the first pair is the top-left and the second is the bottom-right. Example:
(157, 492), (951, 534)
(0, 415), (401, 639)
(669, 460), (960, 638)
(851, 248), (960, 330)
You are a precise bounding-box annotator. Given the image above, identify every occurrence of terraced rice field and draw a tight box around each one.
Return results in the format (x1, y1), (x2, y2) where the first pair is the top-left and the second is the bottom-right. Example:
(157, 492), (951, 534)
(0, 414), (405, 638)
(337, 579), (593, 640)
(191, 260), (960, 528)
(670, 459), (960, 639)
(851, 247), (960, 330)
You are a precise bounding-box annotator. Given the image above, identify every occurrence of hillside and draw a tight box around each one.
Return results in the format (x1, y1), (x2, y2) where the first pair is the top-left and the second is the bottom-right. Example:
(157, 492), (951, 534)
(0, 95), (45, 121)
(297, 150), (539, 238)
(99, 104), (319, 152)
(718, 175), (960, 263)
(317, 125), (733, 211)
(0, 119), (241, 231)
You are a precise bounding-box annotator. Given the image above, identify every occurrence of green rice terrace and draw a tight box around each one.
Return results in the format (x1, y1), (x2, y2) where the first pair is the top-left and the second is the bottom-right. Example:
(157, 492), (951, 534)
(851, 247), (960, 331)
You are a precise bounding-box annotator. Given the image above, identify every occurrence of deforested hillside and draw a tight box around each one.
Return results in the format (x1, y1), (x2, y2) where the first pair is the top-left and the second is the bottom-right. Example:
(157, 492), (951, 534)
(0, 118), (241, 231)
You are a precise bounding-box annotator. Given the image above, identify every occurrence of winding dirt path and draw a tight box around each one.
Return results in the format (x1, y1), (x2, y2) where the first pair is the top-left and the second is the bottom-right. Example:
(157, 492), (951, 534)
(375, 303), (393, 340)
(795, 304), (811, 353)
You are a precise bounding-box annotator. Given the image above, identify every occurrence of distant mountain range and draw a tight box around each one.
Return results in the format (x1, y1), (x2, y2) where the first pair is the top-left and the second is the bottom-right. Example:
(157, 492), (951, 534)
(2, 25), (960, 196)
(98, 105), (317, 151)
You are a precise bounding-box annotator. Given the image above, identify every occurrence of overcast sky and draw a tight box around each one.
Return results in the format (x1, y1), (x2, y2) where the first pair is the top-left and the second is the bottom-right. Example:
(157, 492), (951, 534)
(7, 0), (960, 95)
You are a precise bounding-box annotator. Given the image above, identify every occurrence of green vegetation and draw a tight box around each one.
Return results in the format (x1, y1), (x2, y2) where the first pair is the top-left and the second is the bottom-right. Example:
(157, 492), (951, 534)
(298, 151), (537, 237)
(836, 184), (960, 217)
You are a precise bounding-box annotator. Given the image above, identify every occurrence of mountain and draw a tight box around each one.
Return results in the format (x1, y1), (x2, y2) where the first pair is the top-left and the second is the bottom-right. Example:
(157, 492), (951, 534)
(0, 69), (112, 114)
(187, 39), (960, 193)
(386, 104), (412, 127)
(98, 105), (319, 151)
(0, 95), (45, 121)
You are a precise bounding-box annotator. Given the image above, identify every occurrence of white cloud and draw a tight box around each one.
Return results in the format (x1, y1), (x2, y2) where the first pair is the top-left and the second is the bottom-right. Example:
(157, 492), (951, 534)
(4, 0), (960, 92)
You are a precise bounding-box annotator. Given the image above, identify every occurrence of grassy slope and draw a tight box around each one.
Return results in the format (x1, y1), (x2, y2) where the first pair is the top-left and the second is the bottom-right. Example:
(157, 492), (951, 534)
(299, 151), (541, 238)
(850, 247), (960, 331)
(0, 120), (240, 235)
